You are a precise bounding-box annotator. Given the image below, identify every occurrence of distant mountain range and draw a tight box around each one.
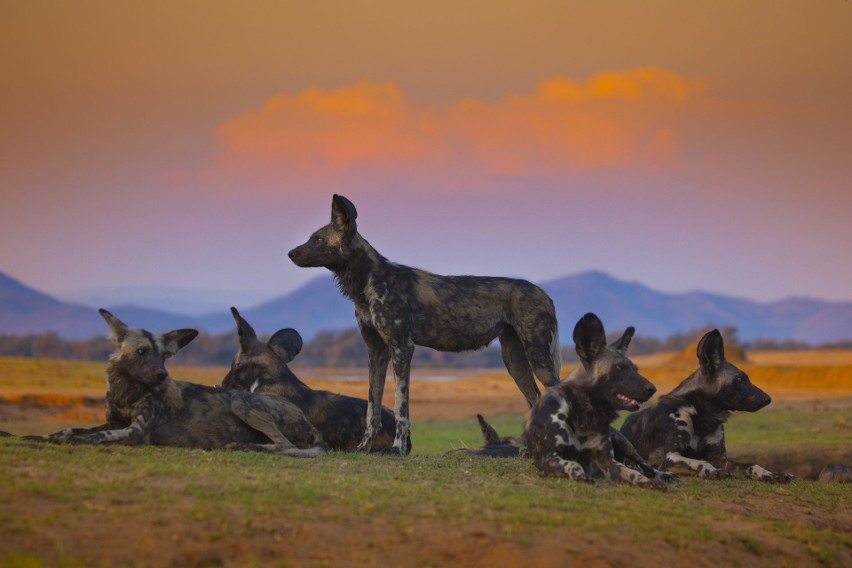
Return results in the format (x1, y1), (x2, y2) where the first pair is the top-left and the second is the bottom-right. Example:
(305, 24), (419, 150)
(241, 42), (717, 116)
(1, 270), (851, 343)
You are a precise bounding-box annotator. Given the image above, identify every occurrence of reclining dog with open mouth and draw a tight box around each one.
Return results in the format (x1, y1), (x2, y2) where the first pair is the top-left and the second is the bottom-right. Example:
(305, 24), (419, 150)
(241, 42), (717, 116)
(462, 313), (676, 489)
(26, 309), (326, 457)
(222, 307), (406, 453)
(620, 329), (794, 482)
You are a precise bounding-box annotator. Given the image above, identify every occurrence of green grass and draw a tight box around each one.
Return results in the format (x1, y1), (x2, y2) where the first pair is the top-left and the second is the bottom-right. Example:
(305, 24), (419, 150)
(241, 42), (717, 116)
(2, 411), (849, 567)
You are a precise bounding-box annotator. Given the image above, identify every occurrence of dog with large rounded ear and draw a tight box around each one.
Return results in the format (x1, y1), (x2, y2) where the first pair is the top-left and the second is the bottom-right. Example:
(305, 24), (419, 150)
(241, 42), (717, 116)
(331, 194), (357, 237)
(268, 328), (303, 364)
(573, 312), (608, 370)
(99, 308), (129, 345)
(697, 329), (726, 381)
(610, 326), (635, 355)
(161, 328), (199, 358)
(231, 307), (261, 354)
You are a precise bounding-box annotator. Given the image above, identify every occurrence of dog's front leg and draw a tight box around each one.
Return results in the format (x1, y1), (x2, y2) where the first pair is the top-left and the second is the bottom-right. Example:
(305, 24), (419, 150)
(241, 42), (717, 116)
(72, 399), (159, 446)
(663, 451), (731, 480)
(609, 428), (678, 483)
(722, 456), (795, 483)
(539, 453), (593, 482)
(590, 446), (666, 490)
(23, 423), (115, 444)
(388, 340), (414, 456)
(355, 325), (391, 453)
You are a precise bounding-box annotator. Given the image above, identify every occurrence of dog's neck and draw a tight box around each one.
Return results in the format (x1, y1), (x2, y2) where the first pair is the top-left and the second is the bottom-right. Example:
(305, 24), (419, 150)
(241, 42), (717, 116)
(667, 388), (732, 436)
(559, 380), (619, 434)
(331, 234), (388, 305)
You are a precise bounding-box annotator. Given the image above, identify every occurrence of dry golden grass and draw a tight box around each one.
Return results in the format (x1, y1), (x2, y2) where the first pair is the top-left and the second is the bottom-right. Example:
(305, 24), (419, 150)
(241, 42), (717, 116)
(1, 350), (850, 429)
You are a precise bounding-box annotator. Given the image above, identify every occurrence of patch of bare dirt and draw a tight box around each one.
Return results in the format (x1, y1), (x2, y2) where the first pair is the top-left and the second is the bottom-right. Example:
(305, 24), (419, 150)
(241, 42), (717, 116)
(4, 490), (849, 568)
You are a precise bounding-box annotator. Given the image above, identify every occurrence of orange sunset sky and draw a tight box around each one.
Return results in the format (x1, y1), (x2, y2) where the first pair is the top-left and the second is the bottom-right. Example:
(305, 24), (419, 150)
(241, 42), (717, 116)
(2, 1), (851, 308)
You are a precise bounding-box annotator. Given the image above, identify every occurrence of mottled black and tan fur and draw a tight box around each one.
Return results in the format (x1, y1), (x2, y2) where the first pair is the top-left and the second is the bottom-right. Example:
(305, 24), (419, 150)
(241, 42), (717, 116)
(459, 314), (675, 489)
(222, 307), (405, 453)
(526, 314), (674, 488)
(27, 309), (326, 457)
(620, 330), (794, 482)
(288, 195), (561, 455)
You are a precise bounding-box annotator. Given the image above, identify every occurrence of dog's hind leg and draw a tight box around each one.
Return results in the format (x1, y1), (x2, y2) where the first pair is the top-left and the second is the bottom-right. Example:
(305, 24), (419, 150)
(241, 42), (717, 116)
(388, 341), (415, 456)
(499, 327), (541, 406)
(229, 392), (326, 457)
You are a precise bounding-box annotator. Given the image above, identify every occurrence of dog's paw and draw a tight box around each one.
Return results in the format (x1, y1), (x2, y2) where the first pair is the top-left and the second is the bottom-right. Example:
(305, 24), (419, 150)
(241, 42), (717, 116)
(655, 470), (680, 483)
(644, 477), (669, 491)
(699, 467), (731, 481)
(769, 472), (796, 484)
(379, 446), (405, 457)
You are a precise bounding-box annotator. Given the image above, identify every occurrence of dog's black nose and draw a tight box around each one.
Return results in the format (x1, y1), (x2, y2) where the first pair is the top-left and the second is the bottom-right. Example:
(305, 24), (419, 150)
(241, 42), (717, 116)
(646, 384), (657, 395)
(287, 249), (296, 260)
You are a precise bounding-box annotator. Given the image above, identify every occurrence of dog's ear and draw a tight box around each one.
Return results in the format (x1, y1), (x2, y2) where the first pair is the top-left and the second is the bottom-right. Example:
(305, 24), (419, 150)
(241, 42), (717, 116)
(610, 326), (635, 355)
(697, 329), (725, 379)
(331, 194), (358, 236)
(161, 329), (199, 358)
(99, 308), (129, 346)
(230, 307), (260, 352)
(573, 312), (607, 370)
(268, 328), (303, 363)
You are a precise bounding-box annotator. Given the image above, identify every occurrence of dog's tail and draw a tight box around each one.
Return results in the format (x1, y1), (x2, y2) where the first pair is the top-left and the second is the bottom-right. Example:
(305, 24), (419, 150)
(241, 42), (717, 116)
(550, 321), (562, 377)
(445, 414), (526, 458)
(276, 443), (328, 458)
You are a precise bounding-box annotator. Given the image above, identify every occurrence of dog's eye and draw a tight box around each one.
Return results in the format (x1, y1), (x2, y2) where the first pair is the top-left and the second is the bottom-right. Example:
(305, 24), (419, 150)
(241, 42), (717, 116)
(137, 347), (149, 355)
(314, 236), (324, 244)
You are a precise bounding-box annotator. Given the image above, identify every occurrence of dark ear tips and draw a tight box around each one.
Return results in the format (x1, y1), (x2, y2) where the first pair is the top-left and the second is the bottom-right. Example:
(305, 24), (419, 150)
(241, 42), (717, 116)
(573, 312), (606, 368)
(697, 329), (725, 376)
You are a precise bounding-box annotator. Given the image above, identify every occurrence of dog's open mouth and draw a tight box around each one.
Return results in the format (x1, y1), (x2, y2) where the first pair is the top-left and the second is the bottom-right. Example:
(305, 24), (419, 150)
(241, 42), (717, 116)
(616, 393), (643, 411)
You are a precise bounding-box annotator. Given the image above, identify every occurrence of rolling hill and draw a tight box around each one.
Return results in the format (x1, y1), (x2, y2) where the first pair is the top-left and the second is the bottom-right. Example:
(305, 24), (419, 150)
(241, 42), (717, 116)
(1, 270), (850, 343)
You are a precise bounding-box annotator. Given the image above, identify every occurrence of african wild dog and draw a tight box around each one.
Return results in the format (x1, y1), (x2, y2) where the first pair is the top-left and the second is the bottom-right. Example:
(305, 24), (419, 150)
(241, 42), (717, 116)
(288, 195), (562, 455)
(26, 309), (326, 457)
(527, 313), (675, 488)
(459, 313), (676, 489)
(620, 330), (795, 482)
(222, 307), (406, 453)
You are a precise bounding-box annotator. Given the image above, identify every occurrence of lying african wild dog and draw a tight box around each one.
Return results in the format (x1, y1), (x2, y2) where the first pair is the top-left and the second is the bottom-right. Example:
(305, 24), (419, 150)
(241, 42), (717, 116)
(26, 309), (326, 457)
(461, 313), (676, 489)
(620, 330), (794, 482)
(288, 194), (562, 455)
(222, 307), (406, 453)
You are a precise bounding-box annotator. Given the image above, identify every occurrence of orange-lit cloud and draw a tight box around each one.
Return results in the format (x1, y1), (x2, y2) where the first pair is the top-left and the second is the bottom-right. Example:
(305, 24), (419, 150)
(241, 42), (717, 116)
(210, 68), (711, 191)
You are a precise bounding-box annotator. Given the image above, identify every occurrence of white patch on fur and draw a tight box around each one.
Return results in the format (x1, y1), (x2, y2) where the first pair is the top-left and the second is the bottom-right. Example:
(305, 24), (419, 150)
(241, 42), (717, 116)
(250, 379), (260, 393)
(665, 451), (717, 476)
(705, 426), (725, 446)
(670, 405), (698, 449)
(746, 464), (773, 480)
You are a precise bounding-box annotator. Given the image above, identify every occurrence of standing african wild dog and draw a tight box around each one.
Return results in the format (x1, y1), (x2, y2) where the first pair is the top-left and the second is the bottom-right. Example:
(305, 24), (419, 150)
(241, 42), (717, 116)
(222, 307), (406, 453)
(288, 195), (562, 455)
(466, 313), (675, 489)
(26, 309), (326, 457)
(620, 330), (795, 482)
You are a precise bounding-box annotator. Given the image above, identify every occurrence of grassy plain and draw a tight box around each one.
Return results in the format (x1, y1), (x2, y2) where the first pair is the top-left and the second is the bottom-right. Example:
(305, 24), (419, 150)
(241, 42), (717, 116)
(0, 352), (850, 567)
